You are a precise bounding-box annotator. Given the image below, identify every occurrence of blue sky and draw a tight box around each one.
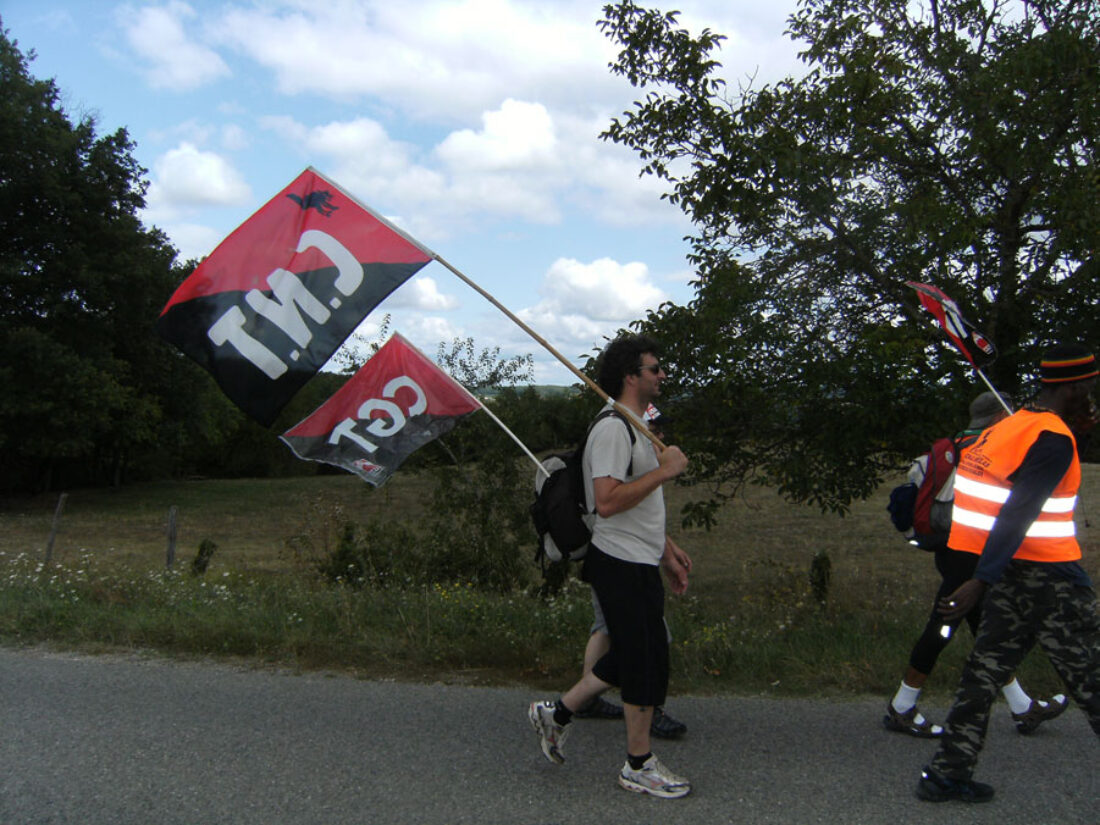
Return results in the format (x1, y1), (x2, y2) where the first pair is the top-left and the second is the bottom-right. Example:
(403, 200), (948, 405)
(3, 0), (803, 383)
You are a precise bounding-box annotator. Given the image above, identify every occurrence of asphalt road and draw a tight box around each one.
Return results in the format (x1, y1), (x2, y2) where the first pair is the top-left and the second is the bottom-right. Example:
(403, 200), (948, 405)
(0, 646), (1095, 825)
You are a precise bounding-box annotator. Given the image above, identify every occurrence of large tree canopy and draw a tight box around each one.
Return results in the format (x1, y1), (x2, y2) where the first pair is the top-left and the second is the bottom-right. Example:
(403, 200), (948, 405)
(0, 26), (233, 492)
(598, 0), (1098, 519)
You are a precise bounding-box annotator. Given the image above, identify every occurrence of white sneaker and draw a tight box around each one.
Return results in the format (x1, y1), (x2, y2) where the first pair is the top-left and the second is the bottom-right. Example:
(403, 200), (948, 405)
(618, 754), (691, 798)
(528, 700), (569, 765)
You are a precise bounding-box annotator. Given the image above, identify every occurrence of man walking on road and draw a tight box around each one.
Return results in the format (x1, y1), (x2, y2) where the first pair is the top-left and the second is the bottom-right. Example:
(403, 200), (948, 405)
(916, 344), (1100, 804)
(885, 392), (1068, 738)
(528, 334), (693, 799)
(572, 412), (690, 740)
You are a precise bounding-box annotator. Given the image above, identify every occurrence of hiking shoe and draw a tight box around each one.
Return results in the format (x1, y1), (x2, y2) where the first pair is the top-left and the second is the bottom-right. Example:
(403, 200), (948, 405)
(573, 696), (624, 719)
(883, 703), (943, 738)
(651, 706), (687, 739)
(618, 755), (691, 798)
(1012, 694), (1069, 734)
(528, 700), (569, 765)
(916, 767), (994, 803)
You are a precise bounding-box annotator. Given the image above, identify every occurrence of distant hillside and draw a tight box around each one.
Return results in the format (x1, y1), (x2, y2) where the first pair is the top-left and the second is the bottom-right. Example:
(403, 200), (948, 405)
(476, 384), (580, 400)
(530, 384), (582, 398)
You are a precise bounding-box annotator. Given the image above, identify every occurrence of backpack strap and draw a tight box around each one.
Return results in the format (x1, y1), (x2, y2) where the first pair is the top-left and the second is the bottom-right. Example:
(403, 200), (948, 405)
(581, 408), (639, 511)
(588, 408), (637, 471)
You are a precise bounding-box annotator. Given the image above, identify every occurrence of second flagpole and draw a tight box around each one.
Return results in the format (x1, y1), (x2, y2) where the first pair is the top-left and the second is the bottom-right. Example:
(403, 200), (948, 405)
(433, 254), (667, 451)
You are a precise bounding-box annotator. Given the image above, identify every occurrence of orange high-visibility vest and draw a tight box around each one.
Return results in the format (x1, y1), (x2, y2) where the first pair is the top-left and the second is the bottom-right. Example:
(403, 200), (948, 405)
(949, 410), (1081, 562)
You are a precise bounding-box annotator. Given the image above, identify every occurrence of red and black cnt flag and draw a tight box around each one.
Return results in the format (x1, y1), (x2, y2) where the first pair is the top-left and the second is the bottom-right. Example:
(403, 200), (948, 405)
(157, 168), (434, 426)
(280, 333), (481, 486)
(907, 282), (996, 369)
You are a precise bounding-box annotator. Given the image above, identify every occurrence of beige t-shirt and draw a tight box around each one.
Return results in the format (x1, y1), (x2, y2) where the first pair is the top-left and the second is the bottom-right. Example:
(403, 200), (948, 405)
(582, 405), (665, 565)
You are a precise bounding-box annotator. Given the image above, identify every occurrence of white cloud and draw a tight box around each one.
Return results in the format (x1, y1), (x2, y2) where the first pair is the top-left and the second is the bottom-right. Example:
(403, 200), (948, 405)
(259, 99), (684, 240)
(148, 221), (225, 263)
(337, 256), (669, 386)
(120, 1), (230, 90)
(199, 0), (805, 127)
(210, 0), (620, 121)
(554, 113), (686, 228)
(405, 315), (465, 348)
(534, 257), (666, 321)
(145, 142), (252, 210)
(99, 0), (800, 385)
(387, 276), (460, 311)
(358, 312), (465, 354)
(436, 100), (557, 172)
(261, 115), (444, 205)
(326, 309), (468, 374)
(261, 110), (559, 236)
(431, 99), (564, 224)
(470, 256), (673, 382)
(307, 119), (421, 181)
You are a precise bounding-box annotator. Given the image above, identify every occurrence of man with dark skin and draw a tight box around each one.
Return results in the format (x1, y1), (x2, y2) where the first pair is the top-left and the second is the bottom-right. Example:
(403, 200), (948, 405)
(884, 392), (1067, 738)
(916, 344), (1100, 803)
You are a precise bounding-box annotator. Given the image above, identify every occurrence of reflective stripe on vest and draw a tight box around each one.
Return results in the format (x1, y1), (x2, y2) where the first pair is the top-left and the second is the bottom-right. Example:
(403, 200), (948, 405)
(953, 474), (1078, 513)
(947, 410), (1081, 562)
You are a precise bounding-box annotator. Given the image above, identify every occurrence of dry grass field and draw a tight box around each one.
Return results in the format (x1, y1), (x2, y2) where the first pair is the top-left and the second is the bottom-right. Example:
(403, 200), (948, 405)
(9, 465), (1095, 578)
(1, 465), (1096, 698)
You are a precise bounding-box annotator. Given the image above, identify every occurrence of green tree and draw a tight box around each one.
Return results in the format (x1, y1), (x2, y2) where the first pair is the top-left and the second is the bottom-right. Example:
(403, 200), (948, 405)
(598, 0), (1099, 519)
(423, 336), (535, 466)
(0, 26), (227, 491)
(435, 336), (535, 393)
(422, 338), (548, 590)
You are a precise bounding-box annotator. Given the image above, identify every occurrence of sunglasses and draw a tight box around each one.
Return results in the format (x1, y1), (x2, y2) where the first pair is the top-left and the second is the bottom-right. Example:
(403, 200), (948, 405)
(638, 364), (662, 374)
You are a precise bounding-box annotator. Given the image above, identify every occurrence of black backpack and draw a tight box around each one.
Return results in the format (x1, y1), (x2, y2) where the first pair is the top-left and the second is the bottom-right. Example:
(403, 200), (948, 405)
(530, 409), (635, 569)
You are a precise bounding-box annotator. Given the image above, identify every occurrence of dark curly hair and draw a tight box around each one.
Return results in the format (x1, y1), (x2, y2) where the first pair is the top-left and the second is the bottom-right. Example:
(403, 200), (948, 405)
(597, 334), (661, 398)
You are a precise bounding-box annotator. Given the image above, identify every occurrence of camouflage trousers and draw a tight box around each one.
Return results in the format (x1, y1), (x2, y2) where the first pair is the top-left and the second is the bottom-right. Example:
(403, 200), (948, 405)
(929, 561), (1100, 780)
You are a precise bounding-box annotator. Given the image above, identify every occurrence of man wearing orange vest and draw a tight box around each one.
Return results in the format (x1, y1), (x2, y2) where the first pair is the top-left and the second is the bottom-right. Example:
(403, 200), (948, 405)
(915, 344), (1099, 804)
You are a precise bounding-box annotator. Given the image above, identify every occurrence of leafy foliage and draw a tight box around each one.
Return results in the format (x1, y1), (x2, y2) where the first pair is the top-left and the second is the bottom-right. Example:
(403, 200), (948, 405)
(301, 341), (598, 592)
(0, 27), (234, 492)
(435, 336), (535, 392)
(598, 0), (1099, 518)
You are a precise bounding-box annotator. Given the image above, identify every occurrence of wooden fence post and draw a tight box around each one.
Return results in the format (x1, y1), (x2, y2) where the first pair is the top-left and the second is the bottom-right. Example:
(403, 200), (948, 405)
(45, 492), (68, 565)
(166, 505), (178, 569)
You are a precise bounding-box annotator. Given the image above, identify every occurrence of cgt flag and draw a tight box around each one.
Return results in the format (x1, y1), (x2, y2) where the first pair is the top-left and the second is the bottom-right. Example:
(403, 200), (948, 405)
(157, 168), (434, 426)
(280, 333), (481, 486)
(907, 282), (996, 368)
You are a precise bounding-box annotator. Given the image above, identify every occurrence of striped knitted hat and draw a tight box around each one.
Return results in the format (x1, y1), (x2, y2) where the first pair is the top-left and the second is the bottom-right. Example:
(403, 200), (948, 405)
(1040, 344), (1098, 384)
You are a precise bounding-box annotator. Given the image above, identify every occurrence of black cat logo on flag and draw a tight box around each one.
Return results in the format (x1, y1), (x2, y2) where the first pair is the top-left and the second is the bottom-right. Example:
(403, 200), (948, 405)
(156, 168), (434, 426)
(280, 333), (481, 486)
(907, 282), (997, 368)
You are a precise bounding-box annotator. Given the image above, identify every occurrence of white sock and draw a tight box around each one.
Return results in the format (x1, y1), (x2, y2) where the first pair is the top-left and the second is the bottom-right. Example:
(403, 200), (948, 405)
(891, 681), (921, 713)
(917, 715), (944, 734)
(1001, 678), (1033, 715)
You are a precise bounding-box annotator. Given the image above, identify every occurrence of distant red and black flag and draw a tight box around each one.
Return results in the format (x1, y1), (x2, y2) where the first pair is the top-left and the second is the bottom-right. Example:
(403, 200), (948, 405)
(906, 282), (997, 368)
(280, 333), (481, 486)
(156, 168), (434, 426)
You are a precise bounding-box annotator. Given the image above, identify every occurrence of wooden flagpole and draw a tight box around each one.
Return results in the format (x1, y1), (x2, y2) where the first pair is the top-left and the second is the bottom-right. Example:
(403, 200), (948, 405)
(392, 333), (551, 478)
(306, 169), (666, 450)
(433, 254), (667, 451)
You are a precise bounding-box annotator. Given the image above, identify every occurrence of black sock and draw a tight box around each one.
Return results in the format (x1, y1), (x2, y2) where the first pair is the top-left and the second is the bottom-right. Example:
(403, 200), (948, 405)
(628, 752), (652, 770)
(553, 699), (573, 726)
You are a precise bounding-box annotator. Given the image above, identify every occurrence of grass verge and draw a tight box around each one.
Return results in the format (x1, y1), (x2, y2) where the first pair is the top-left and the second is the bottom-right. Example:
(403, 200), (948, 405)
(0, 466), (1094, 699)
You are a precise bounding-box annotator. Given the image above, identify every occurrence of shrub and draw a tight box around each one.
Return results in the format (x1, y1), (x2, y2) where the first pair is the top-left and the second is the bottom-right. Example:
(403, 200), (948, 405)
(313, 519), (420, 588)
(419, 445), (533, 592)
